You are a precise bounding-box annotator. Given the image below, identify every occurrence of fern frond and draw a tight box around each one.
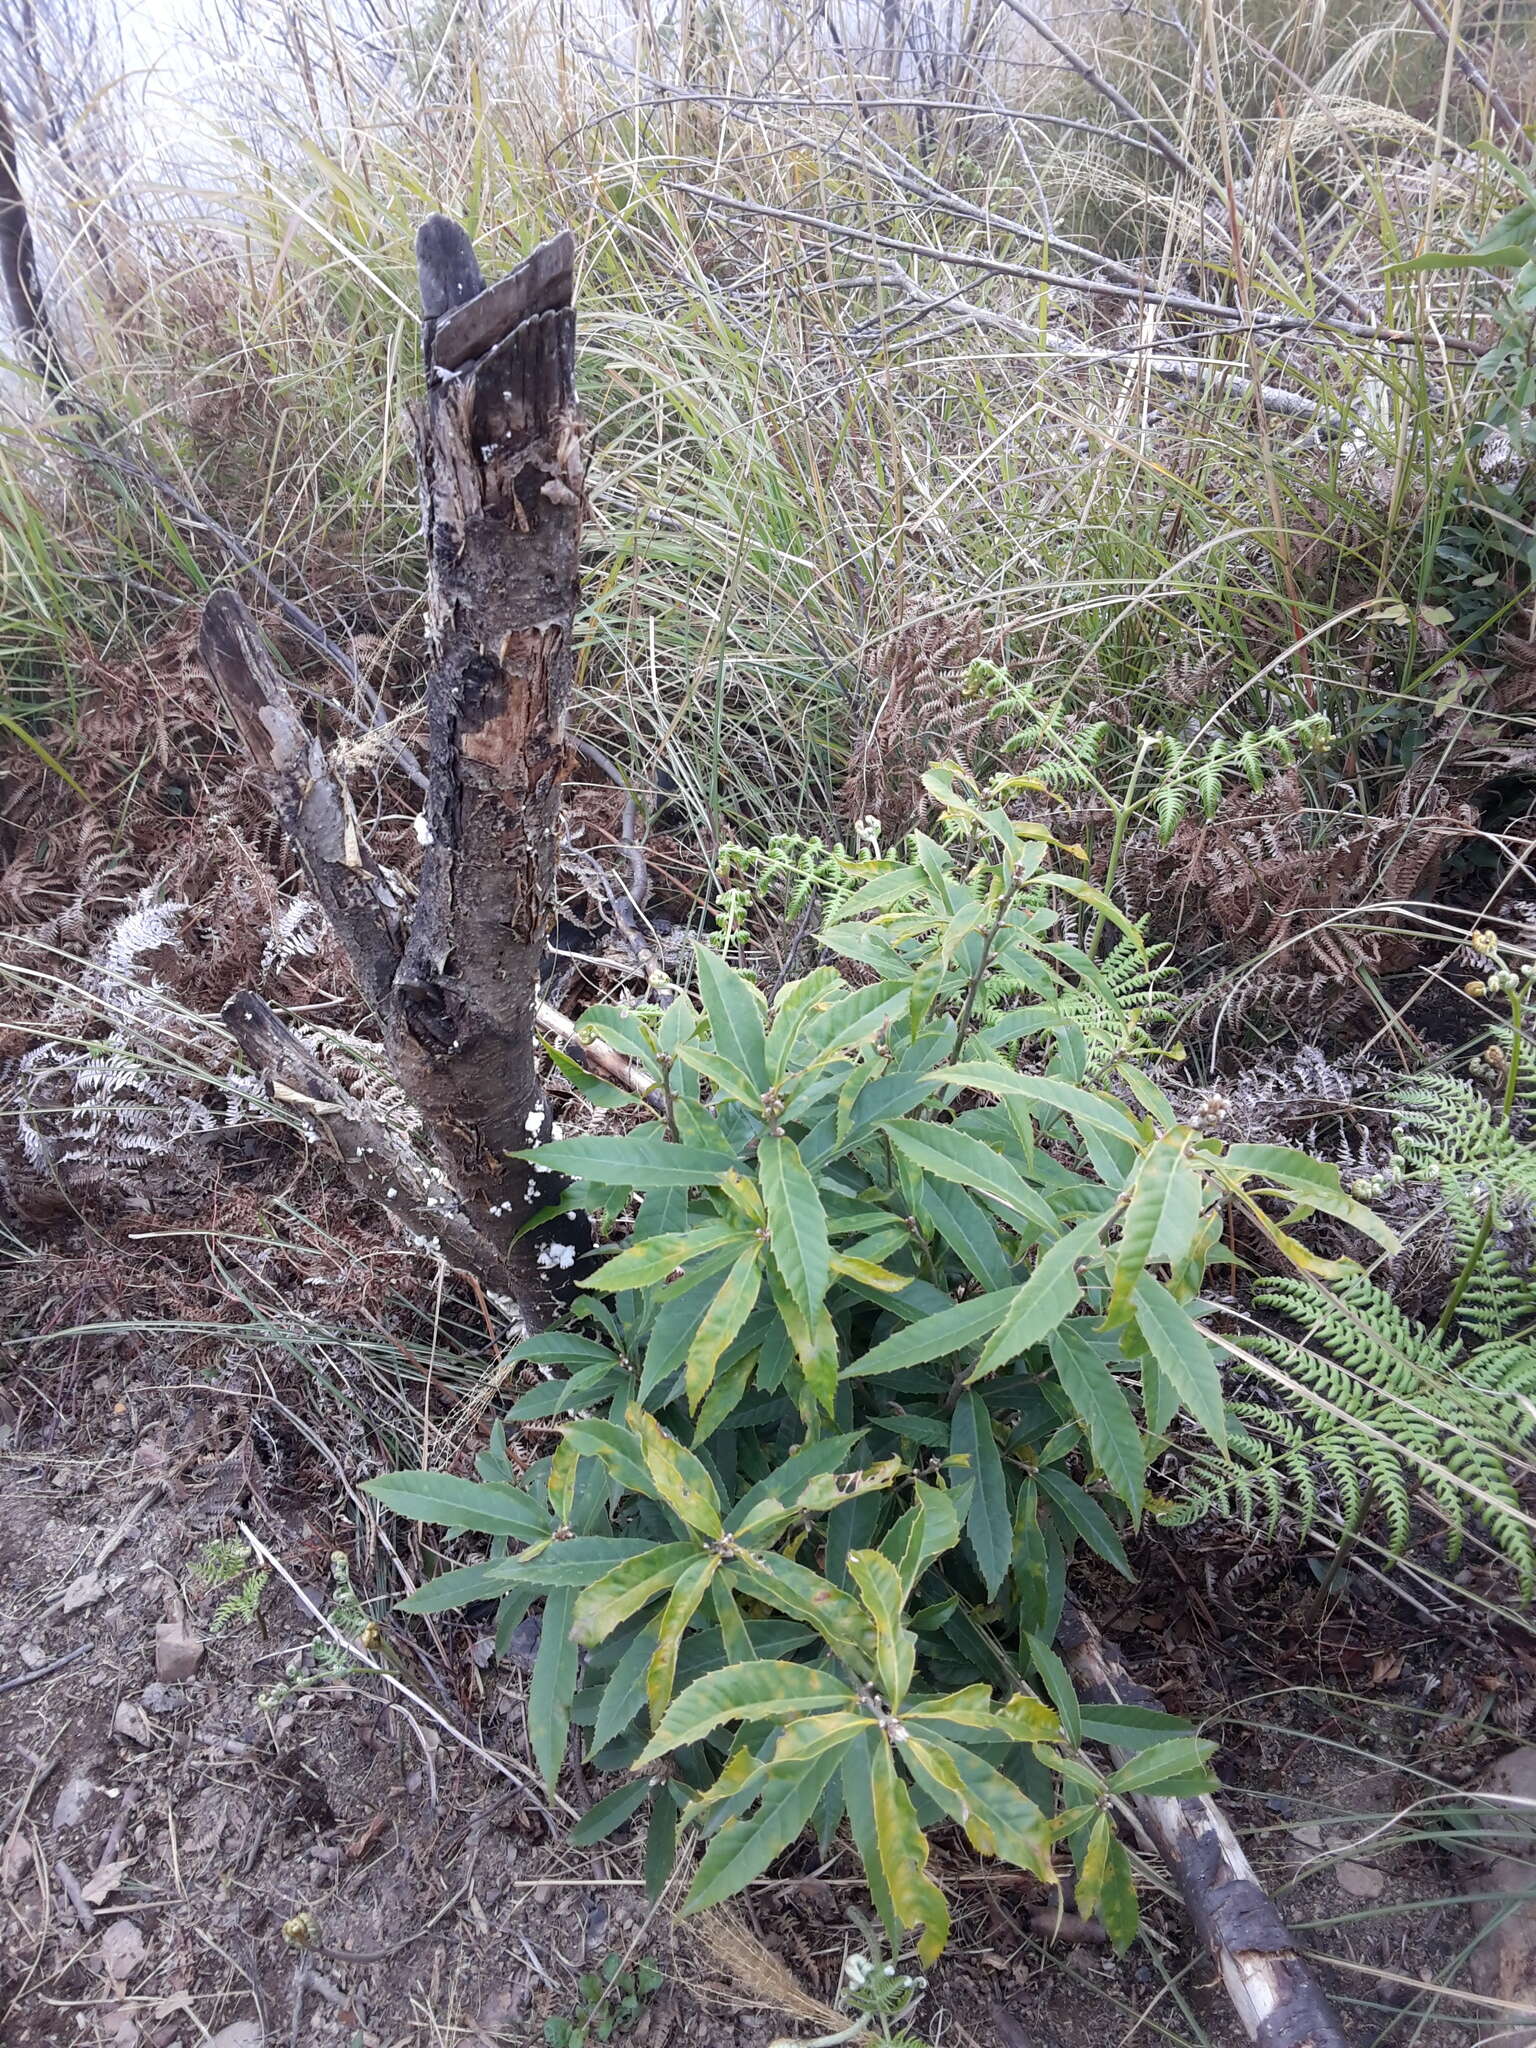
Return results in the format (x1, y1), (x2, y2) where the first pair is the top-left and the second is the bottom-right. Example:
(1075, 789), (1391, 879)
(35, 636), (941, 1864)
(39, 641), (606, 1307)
(1186, 1268), (1536, 1594)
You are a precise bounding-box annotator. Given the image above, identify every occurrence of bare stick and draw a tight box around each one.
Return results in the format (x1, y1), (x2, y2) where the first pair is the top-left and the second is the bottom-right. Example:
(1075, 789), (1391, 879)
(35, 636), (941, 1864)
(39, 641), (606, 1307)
(667, 181), (1467, 351)
(991, 0), (1372, 321)
(200, 594), (404, 1013)
(1058, 1602), (1349, 2048)
(880, 264), (1330, 427)
(1404, 0), (1533, 159)
(0, 1644), (89, 1695)
(536, 998), (667, 1109)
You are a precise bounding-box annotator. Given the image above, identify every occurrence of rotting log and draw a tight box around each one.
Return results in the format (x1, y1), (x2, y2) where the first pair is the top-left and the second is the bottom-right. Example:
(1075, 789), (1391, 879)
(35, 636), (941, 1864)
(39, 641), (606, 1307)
(202, 215), (591, 1331)
(1058, 1602), (1350, 2048)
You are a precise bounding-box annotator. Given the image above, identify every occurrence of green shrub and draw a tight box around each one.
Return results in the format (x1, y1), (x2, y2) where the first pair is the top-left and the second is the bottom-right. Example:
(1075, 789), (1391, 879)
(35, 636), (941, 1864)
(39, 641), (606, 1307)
(364, 767), (1394, 1961)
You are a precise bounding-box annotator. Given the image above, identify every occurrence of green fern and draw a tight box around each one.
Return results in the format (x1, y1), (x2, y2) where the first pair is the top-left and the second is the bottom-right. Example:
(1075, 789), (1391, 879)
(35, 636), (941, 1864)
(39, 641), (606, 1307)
(1391, 1069), (1536, 1210)
(257, 1552), (373, 1706)
(190, 1537), (254, 1589)
(971, 658), (1331, 843)
(212, 1572), (268, 1634)
(716, 832), (876, 922)
(1170, 1270), (1536, 1596)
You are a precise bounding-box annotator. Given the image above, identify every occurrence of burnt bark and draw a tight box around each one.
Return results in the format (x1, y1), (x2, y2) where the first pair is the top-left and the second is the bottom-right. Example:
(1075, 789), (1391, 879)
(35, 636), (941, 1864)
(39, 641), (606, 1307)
(1058, 1602), (1351, 2048)
(202, 216), (590, 1331)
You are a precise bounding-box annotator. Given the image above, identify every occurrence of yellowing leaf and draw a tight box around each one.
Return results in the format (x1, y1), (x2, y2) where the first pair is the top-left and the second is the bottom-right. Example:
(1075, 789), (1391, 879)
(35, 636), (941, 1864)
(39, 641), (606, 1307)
(630, 1408), (724, 1535)
(633, 1660), (858, 1767)
(570, 1543), (699, 1646)
(870, 1738), (950, 1964)
(646, 1553), (720, 1722)
(684, 1244), (763, 1412)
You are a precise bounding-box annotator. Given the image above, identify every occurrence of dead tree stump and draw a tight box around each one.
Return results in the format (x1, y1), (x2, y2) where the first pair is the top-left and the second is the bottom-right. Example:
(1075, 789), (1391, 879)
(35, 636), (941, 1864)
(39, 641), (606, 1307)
(205, 216), (589, 1331)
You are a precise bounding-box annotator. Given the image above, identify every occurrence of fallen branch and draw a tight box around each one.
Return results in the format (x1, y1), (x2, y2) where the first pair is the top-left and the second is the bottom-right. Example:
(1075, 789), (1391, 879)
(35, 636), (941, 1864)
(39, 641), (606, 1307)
(879, 264), (1333, 429)
(991, 0), (1373, 322)
(667, 180), (1471, 351)
(536, 997), (667, 1110)
(221, 991), (519, 1308)
(1058, 1602), (1349, 2048)
(1403, 0), (1533, 161)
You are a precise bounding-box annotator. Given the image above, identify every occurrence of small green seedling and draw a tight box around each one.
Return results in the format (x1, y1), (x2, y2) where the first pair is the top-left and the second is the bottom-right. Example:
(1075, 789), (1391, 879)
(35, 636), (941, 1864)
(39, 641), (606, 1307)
(544, 1955), (664, 2045)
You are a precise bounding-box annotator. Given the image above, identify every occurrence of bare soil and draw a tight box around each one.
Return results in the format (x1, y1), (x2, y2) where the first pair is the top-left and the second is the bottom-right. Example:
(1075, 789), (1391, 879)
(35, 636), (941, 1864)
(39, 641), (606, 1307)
(1, 1328), (1527, 2048)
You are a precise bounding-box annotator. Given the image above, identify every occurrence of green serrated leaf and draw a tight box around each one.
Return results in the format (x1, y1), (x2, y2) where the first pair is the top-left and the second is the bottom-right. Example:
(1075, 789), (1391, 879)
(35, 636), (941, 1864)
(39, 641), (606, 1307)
(968, 1219), (1098, 1382)
(759, 1134), (832, 1319)
(843, 1284), (1022, 1379)
(952, 1392), (1011, 1599)
(1132, 1277), (1227, 1453)
(682, 1741), (848, 1915)
(524, 1132), (738, 1188)
(530, 1583), (580, 1789)
(684, 1245), (763, 1412)
(1106, 1136), (1200, 1327)
(634, 1660), (859, 1766)
(1049, 1324), (1145, 1516)
(569, 1777), (652, 1846)
(361, 1470), (548, 1542)
(885, 1119), (1056, 1232)
(1107, 1735), (1218, 1796)
(694, 947), (770, 1092)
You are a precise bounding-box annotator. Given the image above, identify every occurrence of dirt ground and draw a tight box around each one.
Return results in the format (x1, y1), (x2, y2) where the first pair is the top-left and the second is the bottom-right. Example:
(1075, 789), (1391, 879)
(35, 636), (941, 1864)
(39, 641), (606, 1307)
(2, 1323), (1531, 2048)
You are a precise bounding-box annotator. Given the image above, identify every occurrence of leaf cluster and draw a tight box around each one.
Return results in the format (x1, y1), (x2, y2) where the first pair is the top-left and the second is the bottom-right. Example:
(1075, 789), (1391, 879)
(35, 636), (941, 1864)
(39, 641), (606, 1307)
(365, 769), (1391, 1961)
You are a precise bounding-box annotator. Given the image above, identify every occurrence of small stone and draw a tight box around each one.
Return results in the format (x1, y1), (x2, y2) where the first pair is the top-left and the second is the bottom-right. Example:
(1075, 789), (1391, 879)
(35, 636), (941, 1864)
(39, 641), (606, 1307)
(62, 1572), (108, 1613)
(52, 1777), (100, 1830)
(139, 1684), (184, 1714)
(1334, 1859), (1386, 1899)
(112, 1700), (154, 1746)
(153, 1620), (204, 1682)
(502, 1614), (541, 1673)
(100, 1919), (147, 1983)
(17, 1642), (49, 1670)
(205, 2025), (262, 2048)
(1, 1833), (34, 1893)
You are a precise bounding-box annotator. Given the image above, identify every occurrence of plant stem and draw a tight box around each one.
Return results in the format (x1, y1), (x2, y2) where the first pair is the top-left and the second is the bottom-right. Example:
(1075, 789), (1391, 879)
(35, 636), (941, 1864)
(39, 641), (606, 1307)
(1501, 989), (1524, 1127)
(1437, 1194), (1497, 1341)
(1089, 740), (1149, 960)
(951, 866), (1026, 1053)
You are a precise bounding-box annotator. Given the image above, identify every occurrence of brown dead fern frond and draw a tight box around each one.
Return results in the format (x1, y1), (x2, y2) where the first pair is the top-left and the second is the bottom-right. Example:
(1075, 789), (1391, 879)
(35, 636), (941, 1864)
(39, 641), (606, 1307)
(841, 613), (987, 838)
(1122, 767), (1478, 1020)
